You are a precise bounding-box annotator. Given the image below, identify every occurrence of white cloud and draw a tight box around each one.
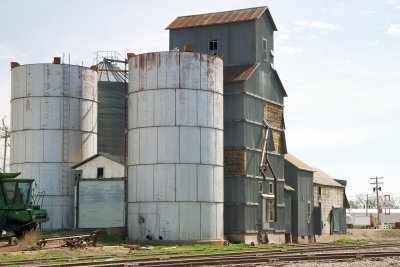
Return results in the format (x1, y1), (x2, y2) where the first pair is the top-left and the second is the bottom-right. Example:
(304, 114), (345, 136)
(278, 33), (290, 40)
(294, 20), (337, 30)
(387, 24), (400, 35)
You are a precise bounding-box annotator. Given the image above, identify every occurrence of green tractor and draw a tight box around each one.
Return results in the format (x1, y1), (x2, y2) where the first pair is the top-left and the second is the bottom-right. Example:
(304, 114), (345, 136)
(0, 172), (49, 237)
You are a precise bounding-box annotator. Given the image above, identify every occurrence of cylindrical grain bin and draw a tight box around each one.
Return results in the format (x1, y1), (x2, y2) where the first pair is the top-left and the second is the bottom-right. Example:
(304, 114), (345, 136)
(97, 60), (127, 161)
(10, 62), (97, 229)
(127, 52), (224, 242)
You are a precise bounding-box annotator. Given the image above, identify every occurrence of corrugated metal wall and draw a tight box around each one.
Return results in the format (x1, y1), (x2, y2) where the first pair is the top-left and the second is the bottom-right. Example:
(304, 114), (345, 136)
(78, 179), (124, 228)
(98, 81), (126, 160)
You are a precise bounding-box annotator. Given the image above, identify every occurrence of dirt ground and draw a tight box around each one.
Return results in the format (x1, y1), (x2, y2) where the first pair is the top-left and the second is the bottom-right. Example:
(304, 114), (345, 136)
(2, 229), (400, 258)
(316, 228), (400, 243)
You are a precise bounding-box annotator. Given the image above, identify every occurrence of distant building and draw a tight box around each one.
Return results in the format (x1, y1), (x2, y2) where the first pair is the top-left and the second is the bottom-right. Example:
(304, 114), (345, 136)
(72, 152), (125, 237)
(313, 168), (347, 235)
(168, 6), (288, 243)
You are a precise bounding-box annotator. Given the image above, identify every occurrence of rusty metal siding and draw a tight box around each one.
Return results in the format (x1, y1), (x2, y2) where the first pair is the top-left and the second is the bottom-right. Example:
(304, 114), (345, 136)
(167, 7), (267, 30)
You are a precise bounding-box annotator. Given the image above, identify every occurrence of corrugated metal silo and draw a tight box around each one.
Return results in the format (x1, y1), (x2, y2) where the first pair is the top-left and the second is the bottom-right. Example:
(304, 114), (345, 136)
(10, 62), (97, 229)
(127, 52), (224, 242)
(96, 53), (127, 161)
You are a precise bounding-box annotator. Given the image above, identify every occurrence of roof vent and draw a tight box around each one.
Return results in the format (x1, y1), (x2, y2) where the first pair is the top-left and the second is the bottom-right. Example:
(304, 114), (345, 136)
(53, 57), (61, 64)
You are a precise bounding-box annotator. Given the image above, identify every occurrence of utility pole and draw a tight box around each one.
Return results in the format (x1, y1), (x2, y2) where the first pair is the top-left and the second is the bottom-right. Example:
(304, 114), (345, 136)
(370, 176), (383, 226)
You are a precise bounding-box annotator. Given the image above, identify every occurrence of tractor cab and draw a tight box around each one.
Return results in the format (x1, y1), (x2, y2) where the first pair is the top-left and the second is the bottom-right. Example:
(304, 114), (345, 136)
(0, 173), (49, 237)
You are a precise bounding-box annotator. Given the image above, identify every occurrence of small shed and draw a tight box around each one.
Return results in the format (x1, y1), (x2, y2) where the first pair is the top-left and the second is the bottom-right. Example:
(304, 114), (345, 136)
(313, 168), (346, 235)
(72, 152), (125, 235)
(284, 154), (316, 243)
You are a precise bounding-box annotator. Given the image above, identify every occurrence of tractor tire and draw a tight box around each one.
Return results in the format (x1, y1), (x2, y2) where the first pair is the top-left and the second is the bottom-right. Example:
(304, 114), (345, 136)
(14, 223), (38, 238)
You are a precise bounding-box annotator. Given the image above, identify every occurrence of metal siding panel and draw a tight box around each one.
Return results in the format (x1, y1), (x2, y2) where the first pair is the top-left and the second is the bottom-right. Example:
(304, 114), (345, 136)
(176, 89), (197, 126)
(154, 89), (175, 126)
(207, 56), (216, 92)
(179, 202), (200, 240)
(69, 98), (80, 130)
(197, 165), (214, 202)
(166, 52), (180, 88)
(157, 52), (167, 88)
(179, 127), (200, 163)
(157, 203), (179, 240)
(129, 56), (140, 93)
(68, 130), (81, 163)
(216, 203), (224, 239)
(137, 91), (154, 127)
(179, 52), (200, 89)
(136, 165), (154, 202)
(201, 203), (217, 240)
(41, 97), (61, 129)
(23, 98), (41, 129)
(157, 126), (179, 163)
(200, 128), (215, 164)
(140, 53), (159, 90)
(200, 54), (208, 90)
(43, 130), (62, 162)
(128, 128), (139, 165)
(214, 166), (224, 203)
(139, 127), (157, 164)
(25, 130), (43, 162)
(197, 90), (214, 127)
(214, 93), (223, 130)
(79, 181), (124, 228)
(128, 93), (138, 130)
(27, 64), (44, 97)
(215, 58), (224, 94)
(215, 130), (223, 166)
(128, 166), (137, 202)
(154, 164), (176, 201)
(50, 64), (63, 96)
(176, 164), (198, 201)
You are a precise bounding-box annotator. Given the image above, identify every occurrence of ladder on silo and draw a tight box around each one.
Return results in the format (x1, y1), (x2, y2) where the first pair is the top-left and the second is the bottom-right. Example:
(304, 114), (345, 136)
(259, 119), (278, 222)
(61, 64), (71, 195)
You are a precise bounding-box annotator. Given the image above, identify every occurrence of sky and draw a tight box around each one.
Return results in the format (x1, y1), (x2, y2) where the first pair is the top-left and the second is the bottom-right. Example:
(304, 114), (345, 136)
(0, 0), (399, 199)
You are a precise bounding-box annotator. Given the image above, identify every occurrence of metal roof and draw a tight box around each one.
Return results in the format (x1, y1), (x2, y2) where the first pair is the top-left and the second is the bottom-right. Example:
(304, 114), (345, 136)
(224, 64), (259, 83)
(97, 61), (127, 82)
(284, 153), (314, 172)
(313, 168), (345, 188)
(71, 152), (124, 169)
(166, 6), (277, 30)
(284, 183), (295, 192)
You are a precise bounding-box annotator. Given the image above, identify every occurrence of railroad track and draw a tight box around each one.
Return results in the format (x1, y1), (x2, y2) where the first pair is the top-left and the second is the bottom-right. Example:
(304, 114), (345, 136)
(2, 241), (400, 267)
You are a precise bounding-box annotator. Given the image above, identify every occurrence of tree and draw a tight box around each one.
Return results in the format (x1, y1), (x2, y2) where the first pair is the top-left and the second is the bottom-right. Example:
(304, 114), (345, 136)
(0, 117), (10, 172)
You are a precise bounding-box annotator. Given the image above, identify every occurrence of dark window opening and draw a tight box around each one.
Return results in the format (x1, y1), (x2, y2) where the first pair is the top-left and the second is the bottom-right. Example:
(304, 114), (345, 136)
(262, 38), (268, 61)
(209, 39), (218, 55)
(269, 182), (274, 194)
(97, 167), (104, 178)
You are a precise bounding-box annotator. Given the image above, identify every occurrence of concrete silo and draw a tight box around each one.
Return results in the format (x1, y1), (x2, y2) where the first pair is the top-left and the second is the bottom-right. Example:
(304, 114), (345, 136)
(10, 60), (97, 229)
(127, 52), (224, 242)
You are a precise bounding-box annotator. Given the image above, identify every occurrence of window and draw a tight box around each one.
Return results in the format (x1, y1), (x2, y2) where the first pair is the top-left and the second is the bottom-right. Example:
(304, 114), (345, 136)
(266, 199), (275, 222)
(307, 201), (312, 223)
(1, 181), (31, 205)
(258, 182), (263, 193)
(268, 182), (274, 194)
(209, 39), (218, 55)
(262, 38), (268, 61)
(318, 187), (322, 202)
(97, 167), (104, 178)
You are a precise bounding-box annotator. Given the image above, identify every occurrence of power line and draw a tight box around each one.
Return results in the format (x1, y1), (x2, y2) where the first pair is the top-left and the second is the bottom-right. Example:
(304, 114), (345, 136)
(370, 176), (384, 225)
